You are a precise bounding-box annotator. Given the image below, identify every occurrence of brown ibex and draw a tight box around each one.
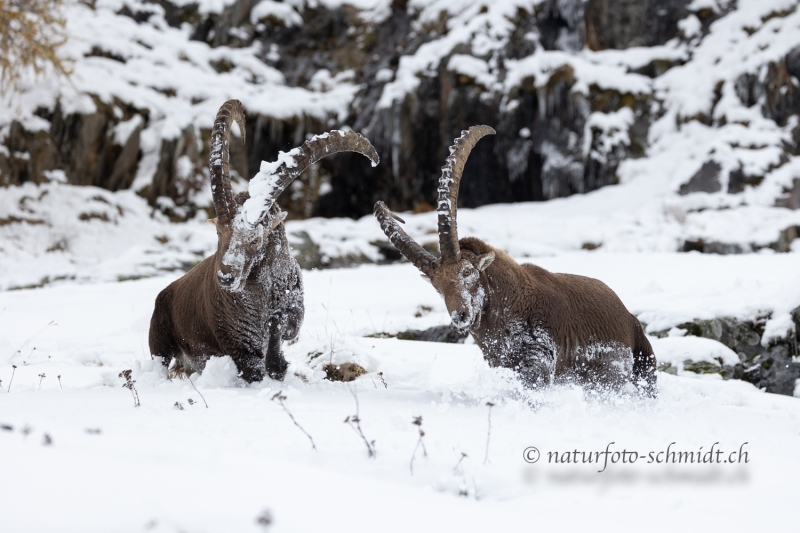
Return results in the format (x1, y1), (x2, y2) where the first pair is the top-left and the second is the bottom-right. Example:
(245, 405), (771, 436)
(374, 126), (656, 396)
(149, 99), (379, 382)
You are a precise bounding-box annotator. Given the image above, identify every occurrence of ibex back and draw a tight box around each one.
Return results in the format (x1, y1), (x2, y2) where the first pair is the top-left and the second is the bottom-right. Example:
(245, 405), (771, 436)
(375, 126), (656, 396)
(149, 100), (379, 382)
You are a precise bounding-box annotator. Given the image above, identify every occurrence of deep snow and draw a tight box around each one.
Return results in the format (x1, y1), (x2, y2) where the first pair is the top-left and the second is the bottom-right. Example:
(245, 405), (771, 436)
(1, 260), (799, 532)
(2, 0), (800, 529)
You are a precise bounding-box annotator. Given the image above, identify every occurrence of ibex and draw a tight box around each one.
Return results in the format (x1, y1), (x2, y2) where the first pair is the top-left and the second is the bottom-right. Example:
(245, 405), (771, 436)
(149, 99), (379, 382)
(374, 126), (656, 396)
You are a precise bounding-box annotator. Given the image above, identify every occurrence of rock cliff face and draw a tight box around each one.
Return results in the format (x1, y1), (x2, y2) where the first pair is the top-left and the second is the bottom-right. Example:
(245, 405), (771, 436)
(2, 0), (799, 233)
(1, 99), (142, 191)
(4, 0), (797, 223)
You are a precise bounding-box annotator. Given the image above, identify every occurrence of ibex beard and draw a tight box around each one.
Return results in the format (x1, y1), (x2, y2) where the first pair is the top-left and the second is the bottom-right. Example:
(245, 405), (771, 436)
(374, 126), (657, 396)
(149, 99), (379, 383)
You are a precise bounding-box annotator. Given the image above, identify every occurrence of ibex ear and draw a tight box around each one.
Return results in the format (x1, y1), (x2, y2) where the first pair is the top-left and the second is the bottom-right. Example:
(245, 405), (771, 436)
(208, 218), (218, 227)
(477, 251), (495, 271)
(268, 210), (288, 231)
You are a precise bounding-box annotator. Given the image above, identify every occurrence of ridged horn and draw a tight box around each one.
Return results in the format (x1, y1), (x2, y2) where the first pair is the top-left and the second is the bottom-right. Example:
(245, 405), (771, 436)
(243, 130), (379, 226)
(437, 125), (495, 260)
(374, 201), (437, 275)
(209, 99), (246, 221)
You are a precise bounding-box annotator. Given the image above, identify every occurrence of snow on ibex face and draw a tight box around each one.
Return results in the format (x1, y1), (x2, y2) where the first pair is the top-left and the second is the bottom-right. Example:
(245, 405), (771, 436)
(439, 260), (486, 330)
(219, 221), (269, 291)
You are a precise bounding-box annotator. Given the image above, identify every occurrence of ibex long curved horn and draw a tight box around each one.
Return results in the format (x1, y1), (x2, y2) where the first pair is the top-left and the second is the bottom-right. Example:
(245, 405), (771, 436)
(437, 125), (495, 260)
(374, 201), (437, 275)
(243, 130), (379, 226)
(210, 99), (246, 221)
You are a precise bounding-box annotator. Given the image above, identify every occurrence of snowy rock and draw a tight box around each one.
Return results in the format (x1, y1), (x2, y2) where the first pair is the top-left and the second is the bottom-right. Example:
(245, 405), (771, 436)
(679, 161), (723, 195)
(3, 0), (799, 227)
(652, 314), (800, 395)
(393, 325), (469, 344)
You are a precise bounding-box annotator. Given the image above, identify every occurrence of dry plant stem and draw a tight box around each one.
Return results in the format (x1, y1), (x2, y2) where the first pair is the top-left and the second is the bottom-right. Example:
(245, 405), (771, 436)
(129, 385), (140, 406)
(409, 416), (427, 475)
(454, 452), (468, 473)
(484, 402), (494, 465)
(8, 365), (17, 392)
(272, 392), (317, 451)
(119, 370), (140, 407)
(345, 386), (375, 458)
(187, 375), (208, 408)
(37, 373), (45, 390)
(57, 375), (62, 389)
(256, 509), (274, 530)
(8, 320), (55, 362)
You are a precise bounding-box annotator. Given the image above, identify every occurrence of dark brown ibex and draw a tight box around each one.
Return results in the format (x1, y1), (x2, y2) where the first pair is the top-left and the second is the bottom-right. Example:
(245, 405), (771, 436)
(149, 99), (379, 382)
(374, 126), (656, 396)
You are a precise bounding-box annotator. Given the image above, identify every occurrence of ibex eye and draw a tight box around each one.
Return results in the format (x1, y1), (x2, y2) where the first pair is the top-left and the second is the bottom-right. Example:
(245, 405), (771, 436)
(462, 268), (473, 277)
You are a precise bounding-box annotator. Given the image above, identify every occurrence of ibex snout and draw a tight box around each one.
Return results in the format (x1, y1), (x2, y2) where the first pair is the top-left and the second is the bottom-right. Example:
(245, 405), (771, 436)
(217, 267), (234, 287)
(451, 310), (471, 329)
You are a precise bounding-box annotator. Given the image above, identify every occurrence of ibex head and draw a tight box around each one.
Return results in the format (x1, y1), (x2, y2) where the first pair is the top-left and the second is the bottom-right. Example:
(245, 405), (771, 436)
(210, 100), (379, 291)
(375, 126), (496, 330)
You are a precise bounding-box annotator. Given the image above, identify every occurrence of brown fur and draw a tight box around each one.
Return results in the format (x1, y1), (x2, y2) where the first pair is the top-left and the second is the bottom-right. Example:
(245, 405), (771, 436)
(374, 126), (657, 395)
(149, 212), (302, 382)
(449, 239), (656, 394)
(149, 99), (378, 382)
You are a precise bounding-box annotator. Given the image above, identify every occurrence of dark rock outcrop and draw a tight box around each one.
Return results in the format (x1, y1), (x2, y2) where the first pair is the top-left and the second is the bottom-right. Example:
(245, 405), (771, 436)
(776, 179), (800, 210)
(679, 160), (722, 195)
(1, 0), (658, 220)
(370, 324), (469, 344)
(653, 311), (800, 396)
(735, 56), (800, 130)
(680, 225), (800, 255)
(668, 42), (800, 201)
(3, 1), (799, 222)
(0, 100), (143, 191)
(585, 0), (691, 50)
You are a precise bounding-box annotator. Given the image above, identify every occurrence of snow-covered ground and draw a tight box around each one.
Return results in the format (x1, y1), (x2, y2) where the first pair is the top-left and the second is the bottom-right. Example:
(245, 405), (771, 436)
(2, 0), (800, 529)
(2, 256), (800, 531)
(5, 177), (800, 340)
(3, 103), (800, 530)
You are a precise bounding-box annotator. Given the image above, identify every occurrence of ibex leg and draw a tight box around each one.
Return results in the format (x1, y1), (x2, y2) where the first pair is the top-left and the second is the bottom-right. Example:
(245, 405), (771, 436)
(265, 315), (288, 381)
(631, 317), (657, 397)
(148, 289), (180, 369)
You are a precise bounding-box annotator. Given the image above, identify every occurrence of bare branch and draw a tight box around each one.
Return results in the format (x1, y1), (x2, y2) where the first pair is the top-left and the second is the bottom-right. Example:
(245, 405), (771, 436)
(187, 374), (208, 408)
(7, 365), (17, 392)
(345, 386), (375, 458)
(483, 401), (494, 465)
(272, 391), (317, 451)
(409, 416), (427, 475)
(119, 369), (140, 407)
(0, 0), (72, 95)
